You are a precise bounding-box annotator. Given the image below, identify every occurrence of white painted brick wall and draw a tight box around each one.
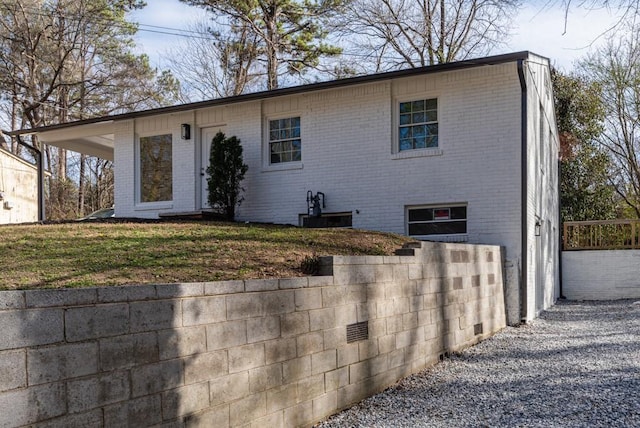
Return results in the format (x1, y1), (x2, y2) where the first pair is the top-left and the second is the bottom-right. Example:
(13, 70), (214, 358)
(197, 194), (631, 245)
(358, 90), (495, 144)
(523, 56), (560, 321)
(114, 64), (523, 245)
(562, 250), (640, 300)
(234, 65), (524, 258)
(111, 57), (560, 323)
(113, 120), (134, 218)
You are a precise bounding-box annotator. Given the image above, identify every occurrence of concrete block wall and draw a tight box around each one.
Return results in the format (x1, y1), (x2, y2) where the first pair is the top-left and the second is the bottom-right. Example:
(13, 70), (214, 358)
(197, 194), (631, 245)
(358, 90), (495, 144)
(562, 250), (640, 300)
(0, 242), (506, 427)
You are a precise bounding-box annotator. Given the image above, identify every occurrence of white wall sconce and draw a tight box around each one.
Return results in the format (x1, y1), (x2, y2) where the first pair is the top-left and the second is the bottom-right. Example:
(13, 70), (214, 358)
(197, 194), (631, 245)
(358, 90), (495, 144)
(535, 219), (542, 237)
(181, 123), (191, 140)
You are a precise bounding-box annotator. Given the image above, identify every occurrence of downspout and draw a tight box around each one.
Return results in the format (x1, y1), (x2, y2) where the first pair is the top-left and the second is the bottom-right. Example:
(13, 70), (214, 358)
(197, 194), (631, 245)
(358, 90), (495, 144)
(558, 159), (565, 299)
(16, 135), (45, 222)
(517, 59), (528, 323)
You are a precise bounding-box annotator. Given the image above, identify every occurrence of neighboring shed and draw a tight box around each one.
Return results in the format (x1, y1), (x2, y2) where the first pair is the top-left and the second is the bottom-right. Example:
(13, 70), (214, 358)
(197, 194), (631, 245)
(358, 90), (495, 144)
(0, 147), (40, 224)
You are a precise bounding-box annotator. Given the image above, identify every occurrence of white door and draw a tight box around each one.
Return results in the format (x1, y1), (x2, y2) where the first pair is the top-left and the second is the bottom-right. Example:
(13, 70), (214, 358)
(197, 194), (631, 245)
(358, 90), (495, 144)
(201, 126), (226, 208)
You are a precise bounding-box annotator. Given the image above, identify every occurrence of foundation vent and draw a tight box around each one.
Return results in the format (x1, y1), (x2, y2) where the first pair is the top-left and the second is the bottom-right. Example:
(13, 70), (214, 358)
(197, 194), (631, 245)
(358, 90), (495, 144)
(346, 321), (369, 343)
(474, 323), (484, 335)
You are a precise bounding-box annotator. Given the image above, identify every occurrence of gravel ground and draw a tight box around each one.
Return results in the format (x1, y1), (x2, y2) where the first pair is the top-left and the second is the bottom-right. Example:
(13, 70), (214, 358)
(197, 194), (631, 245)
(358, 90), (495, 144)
(316, 299), (640, 428)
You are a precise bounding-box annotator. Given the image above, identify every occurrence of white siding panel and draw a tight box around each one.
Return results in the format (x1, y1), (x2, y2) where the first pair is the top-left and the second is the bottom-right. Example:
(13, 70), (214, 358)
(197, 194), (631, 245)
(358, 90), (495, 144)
(0, 149), (39, 224)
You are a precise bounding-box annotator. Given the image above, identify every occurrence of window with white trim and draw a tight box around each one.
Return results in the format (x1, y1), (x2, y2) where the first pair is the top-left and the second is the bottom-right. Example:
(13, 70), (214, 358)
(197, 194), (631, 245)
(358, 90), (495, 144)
(407, 204), (467, 237)
(139, 134), (172, 203)
(399, 99), (438, 151)
(269, 116), (301, 164)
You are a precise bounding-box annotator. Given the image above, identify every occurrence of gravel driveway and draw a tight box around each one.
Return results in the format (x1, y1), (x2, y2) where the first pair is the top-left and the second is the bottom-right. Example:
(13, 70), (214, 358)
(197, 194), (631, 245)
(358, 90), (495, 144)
(316, 300), (640, 428)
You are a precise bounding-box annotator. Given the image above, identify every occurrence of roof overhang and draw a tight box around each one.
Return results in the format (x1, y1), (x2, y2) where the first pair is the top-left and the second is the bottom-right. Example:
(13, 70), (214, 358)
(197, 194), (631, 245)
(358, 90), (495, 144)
(24, 121), (115, 161)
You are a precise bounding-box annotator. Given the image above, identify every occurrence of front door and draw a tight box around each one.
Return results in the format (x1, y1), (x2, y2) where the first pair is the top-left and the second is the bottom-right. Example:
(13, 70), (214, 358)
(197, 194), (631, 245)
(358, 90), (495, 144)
(201, 126), (226, 208)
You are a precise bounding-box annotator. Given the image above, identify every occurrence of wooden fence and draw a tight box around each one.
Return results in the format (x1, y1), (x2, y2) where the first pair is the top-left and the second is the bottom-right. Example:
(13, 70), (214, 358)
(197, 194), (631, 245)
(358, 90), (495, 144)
(563, 219), (640, 250)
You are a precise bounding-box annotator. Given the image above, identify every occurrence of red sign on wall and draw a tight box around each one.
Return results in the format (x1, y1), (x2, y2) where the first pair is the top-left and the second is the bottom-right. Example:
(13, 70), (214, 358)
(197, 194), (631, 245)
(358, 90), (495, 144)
(434, 209), (450, 220)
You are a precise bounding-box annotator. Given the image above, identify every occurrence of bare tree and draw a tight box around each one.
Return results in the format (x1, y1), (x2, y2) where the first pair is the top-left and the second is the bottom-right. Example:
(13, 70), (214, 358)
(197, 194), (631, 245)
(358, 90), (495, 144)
(164, 18), (260, 101)
(554, 0), (640, 16)
(0, 0), (179, 218)
(579, 24), (640, 217)
(549, 0), (640, 36)
(70, 154), (114, 213)
(335, 0), (520, 72)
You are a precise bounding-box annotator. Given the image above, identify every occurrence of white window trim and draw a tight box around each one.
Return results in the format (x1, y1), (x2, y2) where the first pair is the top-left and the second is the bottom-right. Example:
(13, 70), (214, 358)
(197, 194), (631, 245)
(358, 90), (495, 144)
(262, 113), (303, 172)
(393, 95), (441, 156)
(405, 203), (468, 241)
(391, 148), (443, 160)
(134, 131), (175, 210)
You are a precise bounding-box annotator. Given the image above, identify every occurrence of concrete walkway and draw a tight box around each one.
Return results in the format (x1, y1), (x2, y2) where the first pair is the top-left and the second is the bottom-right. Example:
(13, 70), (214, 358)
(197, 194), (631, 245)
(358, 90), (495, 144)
(317, 300), (640, 427)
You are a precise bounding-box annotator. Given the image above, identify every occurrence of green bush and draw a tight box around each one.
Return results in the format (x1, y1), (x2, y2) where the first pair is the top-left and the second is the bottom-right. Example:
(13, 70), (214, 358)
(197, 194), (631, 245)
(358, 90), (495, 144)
(207, 131), (248, 221)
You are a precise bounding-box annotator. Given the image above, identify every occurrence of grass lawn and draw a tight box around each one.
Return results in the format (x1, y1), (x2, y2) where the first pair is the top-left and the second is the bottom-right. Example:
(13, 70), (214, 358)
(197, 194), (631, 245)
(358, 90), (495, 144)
(0, 221), (414, 290)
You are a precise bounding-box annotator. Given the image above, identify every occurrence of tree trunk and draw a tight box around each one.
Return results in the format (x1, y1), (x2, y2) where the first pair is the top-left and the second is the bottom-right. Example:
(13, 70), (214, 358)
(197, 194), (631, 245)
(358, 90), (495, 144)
(426, 0), (434, 65)
(264, 4), (279, 90)
(78, 154), (86, 214)
(438, 0), (445, 63)
(11, 92), (18, 153)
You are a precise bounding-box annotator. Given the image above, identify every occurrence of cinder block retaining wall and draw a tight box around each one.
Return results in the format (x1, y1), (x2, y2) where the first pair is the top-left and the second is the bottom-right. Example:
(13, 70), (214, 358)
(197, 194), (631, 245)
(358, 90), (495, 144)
(0, 242), (506, 428)
(562, 250), (640, 300)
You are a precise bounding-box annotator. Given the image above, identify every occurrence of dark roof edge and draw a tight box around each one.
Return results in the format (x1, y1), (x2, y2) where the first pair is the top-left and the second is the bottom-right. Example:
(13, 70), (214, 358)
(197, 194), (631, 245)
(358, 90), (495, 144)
(12, 51), (537, 135)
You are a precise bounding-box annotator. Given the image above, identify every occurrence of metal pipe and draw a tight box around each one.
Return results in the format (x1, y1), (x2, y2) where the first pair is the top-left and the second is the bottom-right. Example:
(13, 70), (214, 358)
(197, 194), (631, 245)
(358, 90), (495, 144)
(517, 59), (529, 323)
(558, 159), (565, 299)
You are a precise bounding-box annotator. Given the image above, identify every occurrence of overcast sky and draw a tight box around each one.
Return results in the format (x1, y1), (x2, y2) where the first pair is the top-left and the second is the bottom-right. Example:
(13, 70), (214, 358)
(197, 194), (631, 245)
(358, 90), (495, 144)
(129, 0), (623, 73)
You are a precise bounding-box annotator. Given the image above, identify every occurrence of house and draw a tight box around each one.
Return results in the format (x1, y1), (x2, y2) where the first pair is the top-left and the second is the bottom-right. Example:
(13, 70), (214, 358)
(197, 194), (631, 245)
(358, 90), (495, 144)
(0, 147), (41, 224)
(13, 51), (560, 325)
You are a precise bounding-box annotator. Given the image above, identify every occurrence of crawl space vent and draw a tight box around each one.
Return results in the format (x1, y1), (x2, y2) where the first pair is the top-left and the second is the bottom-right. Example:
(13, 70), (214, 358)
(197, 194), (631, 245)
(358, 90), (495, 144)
(346, 321), (369, 343)
(474, 323), (484, 335)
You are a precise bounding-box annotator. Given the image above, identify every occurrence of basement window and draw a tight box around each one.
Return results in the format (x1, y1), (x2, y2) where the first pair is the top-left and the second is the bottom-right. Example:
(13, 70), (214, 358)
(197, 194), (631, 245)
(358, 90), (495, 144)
(300, 212), (352, 228)
(406, 204), (467, 241)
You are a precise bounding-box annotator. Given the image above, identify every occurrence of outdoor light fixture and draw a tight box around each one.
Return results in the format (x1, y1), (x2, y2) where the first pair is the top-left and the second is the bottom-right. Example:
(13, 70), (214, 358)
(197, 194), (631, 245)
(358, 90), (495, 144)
(181, 123), (191, 140)
(535, 219), (542, 237)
